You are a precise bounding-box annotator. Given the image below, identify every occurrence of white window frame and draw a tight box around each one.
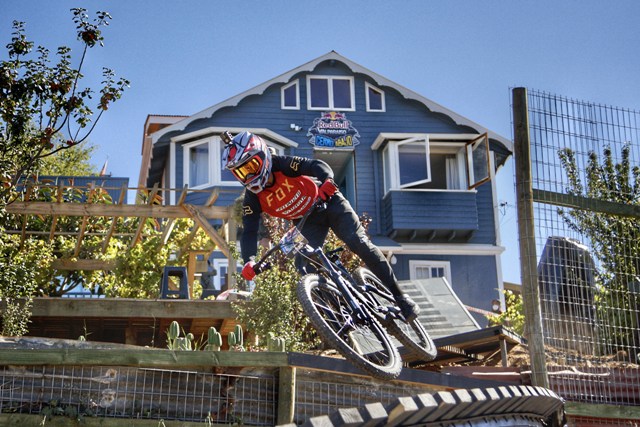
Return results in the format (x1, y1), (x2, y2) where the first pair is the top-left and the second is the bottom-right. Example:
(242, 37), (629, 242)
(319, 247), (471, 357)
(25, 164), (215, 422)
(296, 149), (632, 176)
(382, 136), (431, 191)
(379, 133), (489, 195)
(281, 80), (300, 110)
(183, 135), (285, 189)
(306, 75), (355, 111)
(183, 139), (212, 189)
(365, 82), (385, 112)
(409, 260), (452, 284)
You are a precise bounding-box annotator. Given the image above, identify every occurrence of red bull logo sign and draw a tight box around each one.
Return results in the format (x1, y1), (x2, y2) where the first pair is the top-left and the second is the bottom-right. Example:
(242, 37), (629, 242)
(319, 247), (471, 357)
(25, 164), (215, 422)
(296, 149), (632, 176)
(307, 112), (360, 148)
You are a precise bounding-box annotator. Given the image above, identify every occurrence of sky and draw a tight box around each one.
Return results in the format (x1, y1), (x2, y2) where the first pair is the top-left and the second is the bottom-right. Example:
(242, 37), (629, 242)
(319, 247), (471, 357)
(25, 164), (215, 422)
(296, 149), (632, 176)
(3, 0), (640, 284)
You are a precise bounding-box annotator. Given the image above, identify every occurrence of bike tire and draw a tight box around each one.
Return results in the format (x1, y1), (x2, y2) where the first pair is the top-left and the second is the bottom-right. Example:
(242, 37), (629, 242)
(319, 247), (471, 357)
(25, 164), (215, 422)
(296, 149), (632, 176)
(355, 267), (437, 362)
(297, 273), (402, 380)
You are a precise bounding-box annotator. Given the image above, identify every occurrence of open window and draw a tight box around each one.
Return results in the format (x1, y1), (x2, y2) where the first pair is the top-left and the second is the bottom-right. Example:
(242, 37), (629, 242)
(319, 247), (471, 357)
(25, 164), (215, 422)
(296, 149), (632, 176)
(465, 133), (490, 189)
(378, 133), (492, 194)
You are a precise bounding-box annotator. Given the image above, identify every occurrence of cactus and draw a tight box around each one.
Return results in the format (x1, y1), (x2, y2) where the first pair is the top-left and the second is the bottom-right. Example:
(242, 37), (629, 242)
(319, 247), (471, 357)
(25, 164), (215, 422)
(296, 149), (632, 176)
(167, 320), (181, 350)
(228, 331), (237, 348)
(206, 327), (222, 351)
(234, 325), (244, 349)
(267, 334), (286, 352)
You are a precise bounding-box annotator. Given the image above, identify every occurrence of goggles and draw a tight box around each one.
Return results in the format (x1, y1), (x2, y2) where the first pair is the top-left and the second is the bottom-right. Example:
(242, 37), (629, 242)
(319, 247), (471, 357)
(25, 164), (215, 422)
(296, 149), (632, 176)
(232, 156), (263, 183)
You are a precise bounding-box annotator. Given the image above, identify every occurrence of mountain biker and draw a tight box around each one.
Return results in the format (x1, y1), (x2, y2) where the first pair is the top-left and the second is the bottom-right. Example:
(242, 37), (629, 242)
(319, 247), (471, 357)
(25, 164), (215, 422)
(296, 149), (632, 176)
(221, 130), (420, 322)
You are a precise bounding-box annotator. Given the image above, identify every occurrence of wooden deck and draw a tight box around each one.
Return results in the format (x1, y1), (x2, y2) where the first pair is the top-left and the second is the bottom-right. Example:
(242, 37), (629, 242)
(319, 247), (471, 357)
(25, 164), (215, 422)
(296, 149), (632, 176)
(15, 297), (240, 348)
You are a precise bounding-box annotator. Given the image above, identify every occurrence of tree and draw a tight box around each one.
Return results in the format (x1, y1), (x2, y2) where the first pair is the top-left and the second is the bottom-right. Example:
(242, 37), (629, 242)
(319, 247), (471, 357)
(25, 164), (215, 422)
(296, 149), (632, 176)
(558, 144), (640, 353)
(0, 8), (128, 335)
(38, 138), (99, 176)
(0, 8), (129, 212)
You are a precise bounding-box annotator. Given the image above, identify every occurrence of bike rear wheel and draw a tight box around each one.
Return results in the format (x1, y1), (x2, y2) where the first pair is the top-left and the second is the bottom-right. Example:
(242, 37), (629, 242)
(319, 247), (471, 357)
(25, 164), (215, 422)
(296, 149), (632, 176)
(355, 267), (437, 363)
(297, 273), (402, 380)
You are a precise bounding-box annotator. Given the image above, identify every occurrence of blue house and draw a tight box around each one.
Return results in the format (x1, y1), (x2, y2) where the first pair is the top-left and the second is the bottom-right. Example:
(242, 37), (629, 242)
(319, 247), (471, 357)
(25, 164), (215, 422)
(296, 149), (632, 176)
(139, 51), (512, 320)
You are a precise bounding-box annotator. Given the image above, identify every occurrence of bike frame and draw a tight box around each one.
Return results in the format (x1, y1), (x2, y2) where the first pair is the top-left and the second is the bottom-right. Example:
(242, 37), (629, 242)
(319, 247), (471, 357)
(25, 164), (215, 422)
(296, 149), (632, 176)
(253, 199), (375, 323)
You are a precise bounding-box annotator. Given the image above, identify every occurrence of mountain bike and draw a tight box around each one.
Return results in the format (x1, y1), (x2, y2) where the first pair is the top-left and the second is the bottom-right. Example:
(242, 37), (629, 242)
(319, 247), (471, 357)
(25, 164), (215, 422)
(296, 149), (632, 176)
(251, 199), (436, 379)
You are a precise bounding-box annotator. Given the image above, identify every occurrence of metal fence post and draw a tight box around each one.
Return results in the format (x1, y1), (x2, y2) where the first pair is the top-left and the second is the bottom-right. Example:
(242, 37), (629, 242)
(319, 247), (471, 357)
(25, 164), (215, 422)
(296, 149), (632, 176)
(512, 87), (549, 388)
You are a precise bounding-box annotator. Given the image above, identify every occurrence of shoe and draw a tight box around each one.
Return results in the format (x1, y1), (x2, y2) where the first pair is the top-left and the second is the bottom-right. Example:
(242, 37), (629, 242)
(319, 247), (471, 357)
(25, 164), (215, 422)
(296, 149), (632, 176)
(397, 294), (420, 322)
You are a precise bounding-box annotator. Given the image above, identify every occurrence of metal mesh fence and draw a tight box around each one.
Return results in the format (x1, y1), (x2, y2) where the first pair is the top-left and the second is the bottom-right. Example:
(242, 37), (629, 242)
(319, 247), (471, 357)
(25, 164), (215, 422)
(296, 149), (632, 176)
(515, 89), (640, 411)
(0, 365), (277, 425)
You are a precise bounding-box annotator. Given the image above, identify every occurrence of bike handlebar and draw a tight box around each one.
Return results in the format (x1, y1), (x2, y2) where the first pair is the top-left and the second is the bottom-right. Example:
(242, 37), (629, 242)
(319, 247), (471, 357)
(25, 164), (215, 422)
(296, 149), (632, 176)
(252, 198), (326, 276)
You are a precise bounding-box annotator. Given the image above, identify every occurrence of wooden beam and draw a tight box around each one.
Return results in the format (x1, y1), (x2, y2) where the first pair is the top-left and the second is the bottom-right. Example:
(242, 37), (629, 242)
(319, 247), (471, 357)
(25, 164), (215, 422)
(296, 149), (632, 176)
(176, 189), (221, 256)
(74, 183), (95, 257)
(0, 347), (289, 368)
(159, 185), (189, 249)
(48, 182), (64, 241)
(130, 183), (160, 248)
(277, 367), (296, 425)
(19, 184), (33, 249)
(102, 184), (128, 253)
(533, 188), (640, 219)
(5, 202), (229, 219)
(183, 204), (229, 257)
(52, 259), (117, 271)
(18, 297), (238, 319)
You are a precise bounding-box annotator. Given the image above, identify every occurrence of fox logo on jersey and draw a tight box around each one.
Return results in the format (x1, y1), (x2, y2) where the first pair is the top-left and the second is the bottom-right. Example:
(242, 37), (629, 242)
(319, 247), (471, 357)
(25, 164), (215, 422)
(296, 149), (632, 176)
(258, 172), (318, 219)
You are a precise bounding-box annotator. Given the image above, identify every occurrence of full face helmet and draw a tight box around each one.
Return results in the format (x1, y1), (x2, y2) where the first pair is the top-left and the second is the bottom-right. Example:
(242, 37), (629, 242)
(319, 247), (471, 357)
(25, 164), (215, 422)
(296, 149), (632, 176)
(221, 131), (272, 193)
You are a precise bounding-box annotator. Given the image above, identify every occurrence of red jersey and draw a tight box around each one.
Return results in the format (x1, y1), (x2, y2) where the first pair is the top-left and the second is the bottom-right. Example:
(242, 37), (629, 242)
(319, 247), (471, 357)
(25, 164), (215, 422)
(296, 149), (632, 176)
(257, 171), (318, 220)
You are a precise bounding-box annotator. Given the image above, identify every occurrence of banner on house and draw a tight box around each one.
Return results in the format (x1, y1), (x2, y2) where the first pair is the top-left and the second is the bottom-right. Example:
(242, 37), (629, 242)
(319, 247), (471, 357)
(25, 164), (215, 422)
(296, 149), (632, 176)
(307, 112), (360, 148)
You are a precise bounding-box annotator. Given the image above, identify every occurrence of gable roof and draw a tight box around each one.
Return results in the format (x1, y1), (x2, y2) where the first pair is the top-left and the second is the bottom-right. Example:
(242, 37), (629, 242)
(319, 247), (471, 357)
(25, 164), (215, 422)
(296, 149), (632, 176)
(149, 51), (512, 152)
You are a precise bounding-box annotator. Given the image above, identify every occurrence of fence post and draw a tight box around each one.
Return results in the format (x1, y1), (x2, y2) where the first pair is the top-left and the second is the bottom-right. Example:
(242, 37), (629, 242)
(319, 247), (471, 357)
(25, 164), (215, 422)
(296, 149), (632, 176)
(277, 366), (296, 425)
(512, 87), (549, 388)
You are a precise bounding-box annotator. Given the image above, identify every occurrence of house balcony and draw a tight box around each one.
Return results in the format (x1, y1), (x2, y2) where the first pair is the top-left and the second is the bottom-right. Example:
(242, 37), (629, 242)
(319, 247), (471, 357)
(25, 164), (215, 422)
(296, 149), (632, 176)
(382, 190), (479, 243)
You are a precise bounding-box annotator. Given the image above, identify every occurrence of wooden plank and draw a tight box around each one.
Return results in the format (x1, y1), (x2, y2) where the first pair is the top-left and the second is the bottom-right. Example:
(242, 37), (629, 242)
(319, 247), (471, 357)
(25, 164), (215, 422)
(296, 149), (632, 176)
(533, 188), (640, 218)
(51, 259), (117, 271)
(565, 401), (640, 421)
(19, 298), (238, 319)
(0, 348), (289, 368)
(0, 414), (231, 427)
(5, 202), (229, 219)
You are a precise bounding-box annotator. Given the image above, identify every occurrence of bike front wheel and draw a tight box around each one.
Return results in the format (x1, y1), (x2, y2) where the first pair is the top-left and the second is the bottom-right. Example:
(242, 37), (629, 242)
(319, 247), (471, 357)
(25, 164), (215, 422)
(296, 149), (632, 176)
(356, 267), (437, 363)
(297, 274), (402, 380)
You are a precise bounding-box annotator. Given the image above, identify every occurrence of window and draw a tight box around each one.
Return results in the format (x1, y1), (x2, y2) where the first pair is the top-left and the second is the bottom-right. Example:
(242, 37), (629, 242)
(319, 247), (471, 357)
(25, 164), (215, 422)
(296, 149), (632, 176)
(380, 134), (488, 194)
(185, 141), (210, 188)
(365, 82), (385, 112)
(382, 136), (431, 191)
(281, 80), (299, 110)
(409, 260), (452, 284)
(183, 135), (284, 188)
(466, 133), (490, 189)
(211, 259), (242, 293)
(307, 75), (355, 111)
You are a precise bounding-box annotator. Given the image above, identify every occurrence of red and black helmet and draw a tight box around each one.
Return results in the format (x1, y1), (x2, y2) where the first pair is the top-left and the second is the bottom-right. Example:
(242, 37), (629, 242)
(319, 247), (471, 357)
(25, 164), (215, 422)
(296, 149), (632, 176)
(221, 131), (272, 193)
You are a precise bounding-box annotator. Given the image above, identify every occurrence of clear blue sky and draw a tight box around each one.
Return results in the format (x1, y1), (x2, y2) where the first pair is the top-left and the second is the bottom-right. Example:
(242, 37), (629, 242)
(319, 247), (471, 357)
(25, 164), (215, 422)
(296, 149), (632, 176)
(3, 0), (640, 284)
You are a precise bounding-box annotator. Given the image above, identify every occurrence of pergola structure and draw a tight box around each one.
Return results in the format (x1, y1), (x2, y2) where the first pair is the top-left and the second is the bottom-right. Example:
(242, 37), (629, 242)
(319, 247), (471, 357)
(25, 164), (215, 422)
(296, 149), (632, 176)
(5, 182), (238, 291)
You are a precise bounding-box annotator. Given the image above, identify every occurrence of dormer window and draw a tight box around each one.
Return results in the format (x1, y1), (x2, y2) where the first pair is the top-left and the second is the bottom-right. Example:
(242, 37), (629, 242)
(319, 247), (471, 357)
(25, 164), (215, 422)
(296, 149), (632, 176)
(281, 80), (299, 110)
(307, 75), (355, 111)
(365, 82), (385, 112)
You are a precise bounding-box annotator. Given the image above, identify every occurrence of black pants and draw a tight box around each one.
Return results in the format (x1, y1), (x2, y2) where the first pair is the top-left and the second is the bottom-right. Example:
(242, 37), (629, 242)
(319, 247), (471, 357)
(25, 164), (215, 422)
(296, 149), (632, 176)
(296, 193), (404, 300)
